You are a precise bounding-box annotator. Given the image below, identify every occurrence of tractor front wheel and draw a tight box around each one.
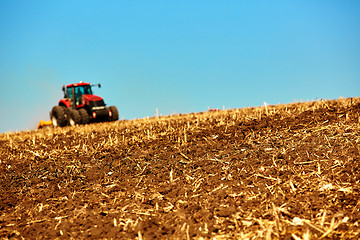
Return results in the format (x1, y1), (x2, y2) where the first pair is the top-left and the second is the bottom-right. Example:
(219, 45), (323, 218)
(109, 106), (119, 121)
(69, 109), (81, 126)
(51, 106), (67, 127)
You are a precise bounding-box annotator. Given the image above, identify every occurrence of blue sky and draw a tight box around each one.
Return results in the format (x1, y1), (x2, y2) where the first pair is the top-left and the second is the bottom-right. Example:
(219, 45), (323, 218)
(0, 1), (359, 133)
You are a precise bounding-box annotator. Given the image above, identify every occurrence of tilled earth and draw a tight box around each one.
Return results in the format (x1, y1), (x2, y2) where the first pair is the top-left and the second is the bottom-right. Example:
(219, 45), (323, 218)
(1, 98), (360, 239)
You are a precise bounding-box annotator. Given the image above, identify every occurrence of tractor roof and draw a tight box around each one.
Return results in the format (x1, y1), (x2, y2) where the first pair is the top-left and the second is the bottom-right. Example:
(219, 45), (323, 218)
(66, 82), (90, 88)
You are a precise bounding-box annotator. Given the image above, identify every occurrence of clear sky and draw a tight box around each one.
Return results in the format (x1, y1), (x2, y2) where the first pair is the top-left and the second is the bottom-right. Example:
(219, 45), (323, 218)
(1, 1), (359, 133)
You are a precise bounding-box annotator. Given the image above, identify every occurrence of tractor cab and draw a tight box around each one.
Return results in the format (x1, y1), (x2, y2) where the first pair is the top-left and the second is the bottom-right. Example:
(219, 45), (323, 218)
(62, 82), (100, 107)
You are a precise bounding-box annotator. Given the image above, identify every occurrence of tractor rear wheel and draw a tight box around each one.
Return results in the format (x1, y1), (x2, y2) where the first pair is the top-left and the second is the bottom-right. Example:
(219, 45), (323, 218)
(109, 106), (119, 121)
(69, 109), (81, 126)
(51, 106), (67, 127)
(79, 108), (89, 124)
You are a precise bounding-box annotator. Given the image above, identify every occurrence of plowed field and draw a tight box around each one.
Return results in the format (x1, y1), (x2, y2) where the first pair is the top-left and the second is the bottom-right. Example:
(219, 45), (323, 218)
(1, 98), (360, 239)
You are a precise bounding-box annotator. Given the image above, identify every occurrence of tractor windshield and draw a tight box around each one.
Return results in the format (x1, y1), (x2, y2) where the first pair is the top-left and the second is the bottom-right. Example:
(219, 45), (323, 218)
(66, 85), (93, 99)
(75, 85), (93, 96)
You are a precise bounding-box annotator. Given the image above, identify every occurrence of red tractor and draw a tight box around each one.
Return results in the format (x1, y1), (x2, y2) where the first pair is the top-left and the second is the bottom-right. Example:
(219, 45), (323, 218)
(50, 82), (119, 127)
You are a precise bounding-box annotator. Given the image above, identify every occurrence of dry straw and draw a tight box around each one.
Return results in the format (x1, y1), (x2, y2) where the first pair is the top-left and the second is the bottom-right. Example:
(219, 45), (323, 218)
(1, 97), (360, 239)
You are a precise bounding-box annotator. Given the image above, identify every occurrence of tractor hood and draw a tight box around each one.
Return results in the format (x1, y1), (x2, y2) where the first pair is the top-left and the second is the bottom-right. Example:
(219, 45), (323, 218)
(82, 94), (103, 102)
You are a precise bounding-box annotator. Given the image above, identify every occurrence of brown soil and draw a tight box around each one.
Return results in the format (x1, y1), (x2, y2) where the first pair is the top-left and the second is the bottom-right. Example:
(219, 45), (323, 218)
(1, 98), (360, 239)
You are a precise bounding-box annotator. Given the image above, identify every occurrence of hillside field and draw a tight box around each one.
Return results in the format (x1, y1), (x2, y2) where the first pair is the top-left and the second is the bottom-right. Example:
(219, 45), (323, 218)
(1, 98), (360, 239)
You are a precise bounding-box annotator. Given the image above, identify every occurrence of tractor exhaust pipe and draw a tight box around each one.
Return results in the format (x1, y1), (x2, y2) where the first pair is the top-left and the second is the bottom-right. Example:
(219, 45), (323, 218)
(62, 85), (66, 98)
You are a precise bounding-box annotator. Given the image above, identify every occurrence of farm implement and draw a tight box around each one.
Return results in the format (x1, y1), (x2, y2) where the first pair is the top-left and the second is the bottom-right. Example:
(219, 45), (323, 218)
(37, 120), (53, 129)
(49, 82), (118, 127)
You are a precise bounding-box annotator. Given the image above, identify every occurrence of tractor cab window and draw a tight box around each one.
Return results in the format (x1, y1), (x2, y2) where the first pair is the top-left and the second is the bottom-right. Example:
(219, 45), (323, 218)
(75, 87), (81, 105)
(66, 85), (92, 99)
(66, 88), (73, 99)
(84, 85), (92, 95)
(75, 85), (93, 105)
(77, 85), (93, 95)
